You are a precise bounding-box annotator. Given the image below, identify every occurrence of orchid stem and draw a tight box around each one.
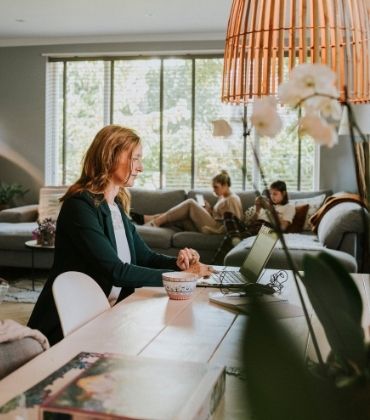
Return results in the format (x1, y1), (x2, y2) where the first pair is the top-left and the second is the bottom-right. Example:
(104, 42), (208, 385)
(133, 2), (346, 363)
(250, 140), (326, 369)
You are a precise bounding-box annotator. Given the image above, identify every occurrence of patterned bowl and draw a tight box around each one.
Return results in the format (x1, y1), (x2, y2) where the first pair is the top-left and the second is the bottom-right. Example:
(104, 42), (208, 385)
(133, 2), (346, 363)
(162, 272), (198, 300)
(0, 278), (9, 304)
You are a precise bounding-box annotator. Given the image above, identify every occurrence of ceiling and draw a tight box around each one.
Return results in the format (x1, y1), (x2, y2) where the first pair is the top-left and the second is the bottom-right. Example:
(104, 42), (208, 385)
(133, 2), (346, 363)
(0, 0), (232, 46)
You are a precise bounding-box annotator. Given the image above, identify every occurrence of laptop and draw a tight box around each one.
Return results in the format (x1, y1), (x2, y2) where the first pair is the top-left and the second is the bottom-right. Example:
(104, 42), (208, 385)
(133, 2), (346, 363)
(197, 225), (278, 288)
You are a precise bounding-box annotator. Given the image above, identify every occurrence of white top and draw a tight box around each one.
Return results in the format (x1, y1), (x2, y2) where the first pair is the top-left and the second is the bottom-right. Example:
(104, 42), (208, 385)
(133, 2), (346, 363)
(258, 203), (296, 224)
(108, 203), (131, 306)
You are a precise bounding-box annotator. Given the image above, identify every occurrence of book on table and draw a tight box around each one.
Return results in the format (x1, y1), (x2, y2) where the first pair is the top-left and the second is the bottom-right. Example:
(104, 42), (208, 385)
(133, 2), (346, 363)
(39, 353), (226, 420)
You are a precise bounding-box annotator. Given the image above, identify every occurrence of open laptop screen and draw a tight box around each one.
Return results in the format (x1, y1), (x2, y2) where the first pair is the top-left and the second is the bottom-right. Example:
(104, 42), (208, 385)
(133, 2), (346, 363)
(239, 227), (278, 283)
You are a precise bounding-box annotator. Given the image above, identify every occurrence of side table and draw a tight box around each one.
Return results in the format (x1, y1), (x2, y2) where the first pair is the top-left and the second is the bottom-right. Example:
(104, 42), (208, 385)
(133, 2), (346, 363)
(25, 240), (55, 290)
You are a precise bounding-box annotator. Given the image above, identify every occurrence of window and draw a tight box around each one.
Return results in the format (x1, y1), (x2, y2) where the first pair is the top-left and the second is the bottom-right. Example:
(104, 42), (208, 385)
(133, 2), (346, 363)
(46, 55), (317, 191)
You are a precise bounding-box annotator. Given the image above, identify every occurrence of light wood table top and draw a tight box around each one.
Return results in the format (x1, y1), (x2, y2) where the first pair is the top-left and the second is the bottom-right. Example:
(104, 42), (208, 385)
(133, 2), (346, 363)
(0, 270), (369, 419)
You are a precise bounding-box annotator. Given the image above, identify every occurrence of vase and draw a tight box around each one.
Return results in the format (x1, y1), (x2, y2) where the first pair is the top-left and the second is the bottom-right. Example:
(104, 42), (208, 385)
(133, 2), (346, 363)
(37, 234), (55, 247)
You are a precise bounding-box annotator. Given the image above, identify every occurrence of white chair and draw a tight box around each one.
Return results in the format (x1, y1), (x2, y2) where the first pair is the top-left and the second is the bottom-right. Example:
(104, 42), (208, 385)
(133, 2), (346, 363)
(52, 271), (110, 337)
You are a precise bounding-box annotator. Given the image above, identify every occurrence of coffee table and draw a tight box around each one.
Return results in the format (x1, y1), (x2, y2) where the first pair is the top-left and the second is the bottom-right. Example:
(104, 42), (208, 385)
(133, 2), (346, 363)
(25, 240), (54, 290)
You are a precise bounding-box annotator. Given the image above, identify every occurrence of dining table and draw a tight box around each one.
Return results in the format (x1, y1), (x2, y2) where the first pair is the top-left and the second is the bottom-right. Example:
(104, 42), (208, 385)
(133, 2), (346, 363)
(0, 270), (369, 419)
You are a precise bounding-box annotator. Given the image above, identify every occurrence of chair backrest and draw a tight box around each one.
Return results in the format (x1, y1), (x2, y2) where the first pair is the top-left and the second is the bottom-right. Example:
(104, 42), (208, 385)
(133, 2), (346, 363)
(52, 271), (110, 337)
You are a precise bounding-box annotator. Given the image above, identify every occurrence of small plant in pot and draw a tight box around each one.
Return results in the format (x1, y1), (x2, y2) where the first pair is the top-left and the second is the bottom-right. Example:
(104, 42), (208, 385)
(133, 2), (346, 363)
(0, 182), (28, 210)
(32, 218), (57, 246)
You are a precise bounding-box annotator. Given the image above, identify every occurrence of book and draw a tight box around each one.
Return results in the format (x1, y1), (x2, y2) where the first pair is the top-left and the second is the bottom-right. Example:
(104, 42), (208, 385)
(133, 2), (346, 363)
(39, 354), (225, 420)
(209, 292), (304, 318)
(0, 352), (104, 419)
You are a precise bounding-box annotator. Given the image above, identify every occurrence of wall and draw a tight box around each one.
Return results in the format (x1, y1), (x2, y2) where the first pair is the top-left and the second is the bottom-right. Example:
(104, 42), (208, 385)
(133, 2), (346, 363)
(0, 41), (359, 204)
(320, 134), (358, 193)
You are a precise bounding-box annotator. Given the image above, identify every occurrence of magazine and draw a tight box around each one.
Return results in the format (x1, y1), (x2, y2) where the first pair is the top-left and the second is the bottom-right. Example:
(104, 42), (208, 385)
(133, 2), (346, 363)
(40, 354), (225, 419)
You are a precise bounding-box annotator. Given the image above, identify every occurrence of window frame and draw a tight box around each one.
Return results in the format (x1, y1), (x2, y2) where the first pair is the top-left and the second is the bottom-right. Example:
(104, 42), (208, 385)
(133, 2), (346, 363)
(45, 54), (318, 191)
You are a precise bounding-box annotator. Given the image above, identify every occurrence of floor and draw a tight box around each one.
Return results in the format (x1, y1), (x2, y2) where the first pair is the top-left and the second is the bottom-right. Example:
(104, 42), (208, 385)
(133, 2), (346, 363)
(0, 267), (45, 325)
(0, 302), (34, 325)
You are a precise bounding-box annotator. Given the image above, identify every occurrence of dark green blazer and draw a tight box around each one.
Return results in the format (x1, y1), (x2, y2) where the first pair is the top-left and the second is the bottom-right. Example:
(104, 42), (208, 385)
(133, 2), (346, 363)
(28, 191), (178, 345)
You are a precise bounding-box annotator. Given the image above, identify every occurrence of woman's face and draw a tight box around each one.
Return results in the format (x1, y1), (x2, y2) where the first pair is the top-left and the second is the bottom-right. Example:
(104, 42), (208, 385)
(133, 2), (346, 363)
(111, 144), (143, 188)
(213, 182), (229, 197)
(269, 188), (285, 205)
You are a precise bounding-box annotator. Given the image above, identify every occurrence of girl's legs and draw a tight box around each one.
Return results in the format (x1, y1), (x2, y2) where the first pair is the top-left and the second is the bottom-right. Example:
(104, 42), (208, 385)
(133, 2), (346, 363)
(153, 199), (220, 231)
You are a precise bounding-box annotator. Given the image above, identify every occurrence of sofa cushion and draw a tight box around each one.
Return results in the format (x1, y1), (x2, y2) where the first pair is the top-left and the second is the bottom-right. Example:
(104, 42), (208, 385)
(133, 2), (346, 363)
(135, 225), (175, 249)
(129, 188), (186, 215)
(224, 233), (358, 272)
(0, 222), (37, 250)
(172, 231), (224, 251)
(317, 202), (365, 250)
(0, 205), (38, 223)
(286, 204), (309, 233)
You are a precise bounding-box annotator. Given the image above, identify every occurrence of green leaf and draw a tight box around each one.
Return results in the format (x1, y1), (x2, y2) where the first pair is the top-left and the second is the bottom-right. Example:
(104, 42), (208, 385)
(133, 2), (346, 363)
(243, 300), (342, 420)
(0, 182), (28, 205)
(302, 252), (366, 369)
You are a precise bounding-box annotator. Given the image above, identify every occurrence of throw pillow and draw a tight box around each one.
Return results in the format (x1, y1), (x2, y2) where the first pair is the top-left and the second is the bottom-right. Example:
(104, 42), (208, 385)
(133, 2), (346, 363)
(286, 204), (309, 233)
(38, 186), (68, 221)
(291, 194), (326, 231)
(0, 205), (38, 223)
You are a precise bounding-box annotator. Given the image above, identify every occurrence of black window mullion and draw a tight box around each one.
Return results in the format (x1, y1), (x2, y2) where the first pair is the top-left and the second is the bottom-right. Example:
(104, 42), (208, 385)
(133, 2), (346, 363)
(191, 59), (196, 189)
(110, 60), (114, 124)
(297, 107), (302, 190)
(62, 61), (67, 185)
(159, 59), (164, 189)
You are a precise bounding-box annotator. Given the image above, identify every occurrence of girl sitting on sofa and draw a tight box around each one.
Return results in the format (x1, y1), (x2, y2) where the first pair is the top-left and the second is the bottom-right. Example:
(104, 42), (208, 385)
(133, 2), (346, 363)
(224, 179), (296, 244)
(252, 180), (296, 232)
(134, 170), (243, 234)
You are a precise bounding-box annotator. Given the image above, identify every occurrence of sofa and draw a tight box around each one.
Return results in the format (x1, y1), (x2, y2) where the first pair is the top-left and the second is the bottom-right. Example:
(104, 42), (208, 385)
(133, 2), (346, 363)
(0, 187), (364, 272)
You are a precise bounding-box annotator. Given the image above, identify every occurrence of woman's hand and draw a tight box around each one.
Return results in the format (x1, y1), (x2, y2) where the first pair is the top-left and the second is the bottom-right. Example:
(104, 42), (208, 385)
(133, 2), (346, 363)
(176, 248), (200, 270)
(254, 196), (265, 212)
(185, 262), (214, 278)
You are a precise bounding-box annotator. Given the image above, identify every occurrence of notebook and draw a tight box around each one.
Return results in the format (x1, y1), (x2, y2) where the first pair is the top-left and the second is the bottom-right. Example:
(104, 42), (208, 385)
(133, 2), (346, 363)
(208, 291), (304, 318)
(197, 225), (278, 288)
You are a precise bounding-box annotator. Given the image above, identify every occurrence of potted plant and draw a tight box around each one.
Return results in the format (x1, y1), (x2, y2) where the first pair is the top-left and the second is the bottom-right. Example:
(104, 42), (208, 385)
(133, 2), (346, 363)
(0, 182), (28, 210)
(32, 218), (56, 246)
(239, 63), (370, 419)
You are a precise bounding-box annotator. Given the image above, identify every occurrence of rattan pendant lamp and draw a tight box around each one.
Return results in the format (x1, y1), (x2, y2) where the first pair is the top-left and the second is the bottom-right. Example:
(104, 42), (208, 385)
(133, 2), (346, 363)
(222, 0), (370, 104)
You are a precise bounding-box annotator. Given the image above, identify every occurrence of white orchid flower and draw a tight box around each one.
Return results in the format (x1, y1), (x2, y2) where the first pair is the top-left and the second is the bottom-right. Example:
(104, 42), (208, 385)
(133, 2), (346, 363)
(289, 63), (338, 99)
(278, 81), (303, 107)
(251, 97), (282, 138)
(304, 96), (342, 121)
(299, 114), (338, 148)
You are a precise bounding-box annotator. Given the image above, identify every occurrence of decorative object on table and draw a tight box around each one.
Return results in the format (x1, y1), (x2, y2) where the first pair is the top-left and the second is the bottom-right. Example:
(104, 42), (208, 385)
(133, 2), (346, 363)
(39, 354), (225, 420)
(220, 0), (370, 417)
(0, 182), (28, 211)
(0, 279), (9, 304)
(32, 218), (56, 246)
(162, 271), (198, 300)
(239, 65), (370, 420)
(0, 352), (103, 416)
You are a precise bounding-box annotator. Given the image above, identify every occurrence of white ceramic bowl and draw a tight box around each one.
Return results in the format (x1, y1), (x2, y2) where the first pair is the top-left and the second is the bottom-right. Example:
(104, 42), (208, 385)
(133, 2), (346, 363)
(162, 272), (198, 300)
(0, 279), (9, 304)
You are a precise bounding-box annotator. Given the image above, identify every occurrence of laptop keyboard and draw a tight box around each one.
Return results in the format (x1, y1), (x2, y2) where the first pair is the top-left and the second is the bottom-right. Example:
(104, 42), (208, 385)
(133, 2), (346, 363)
(219, 271), (246, 285)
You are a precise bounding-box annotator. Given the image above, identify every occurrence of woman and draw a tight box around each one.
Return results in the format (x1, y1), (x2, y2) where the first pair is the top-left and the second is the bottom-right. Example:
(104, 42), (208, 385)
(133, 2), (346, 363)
(28, 125), (212, 345)
(143, 170), (243, 234)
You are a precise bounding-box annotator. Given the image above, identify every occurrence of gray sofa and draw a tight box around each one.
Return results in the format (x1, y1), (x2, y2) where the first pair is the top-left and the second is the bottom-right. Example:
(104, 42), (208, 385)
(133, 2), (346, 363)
(0, 188), (364, 272)
(224, 201), (364, 273)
